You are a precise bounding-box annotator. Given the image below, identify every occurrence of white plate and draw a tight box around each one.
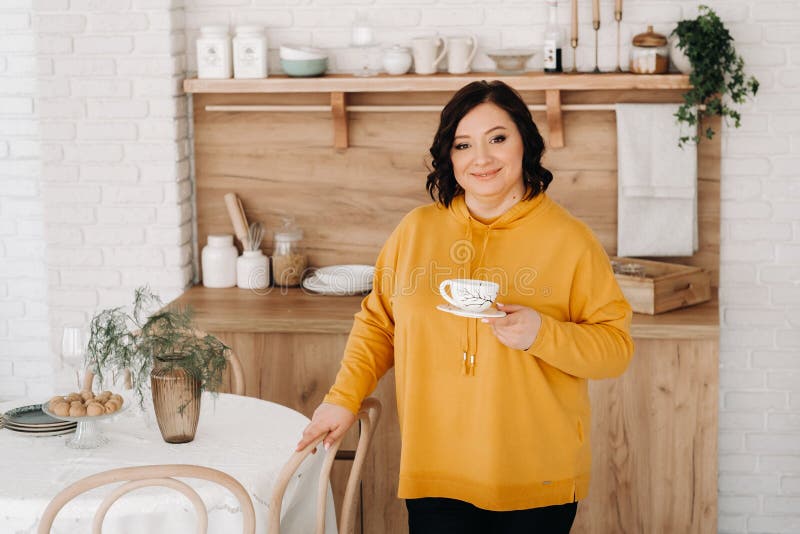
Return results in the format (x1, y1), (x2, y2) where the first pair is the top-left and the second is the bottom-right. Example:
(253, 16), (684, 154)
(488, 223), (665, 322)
(4, 426), (76, 437)
(312, 265), (374, 289)
(302, 274), (371, 296)
(436, 303), (507, 319)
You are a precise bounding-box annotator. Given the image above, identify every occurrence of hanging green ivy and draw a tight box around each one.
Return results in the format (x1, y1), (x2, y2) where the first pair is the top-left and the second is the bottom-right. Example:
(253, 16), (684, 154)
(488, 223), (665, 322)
(671, 5), (759, 146)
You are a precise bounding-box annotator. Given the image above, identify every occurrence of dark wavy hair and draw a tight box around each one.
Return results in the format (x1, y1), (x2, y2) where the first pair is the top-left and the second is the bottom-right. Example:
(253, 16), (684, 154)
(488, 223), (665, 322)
(426, 80), (553, 207)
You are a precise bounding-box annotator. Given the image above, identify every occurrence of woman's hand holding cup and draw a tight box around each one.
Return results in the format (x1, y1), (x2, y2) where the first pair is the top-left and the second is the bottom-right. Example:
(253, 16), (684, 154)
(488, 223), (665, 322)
(482, 302), (542, 351)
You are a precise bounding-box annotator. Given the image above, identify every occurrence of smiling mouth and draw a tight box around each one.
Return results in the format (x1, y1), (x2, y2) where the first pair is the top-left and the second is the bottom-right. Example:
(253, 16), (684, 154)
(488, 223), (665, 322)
(471, 168), (501, 178)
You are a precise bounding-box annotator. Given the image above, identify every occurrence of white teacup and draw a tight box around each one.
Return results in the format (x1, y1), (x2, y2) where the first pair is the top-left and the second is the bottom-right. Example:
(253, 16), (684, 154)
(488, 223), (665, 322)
(439, 279), (499, 312)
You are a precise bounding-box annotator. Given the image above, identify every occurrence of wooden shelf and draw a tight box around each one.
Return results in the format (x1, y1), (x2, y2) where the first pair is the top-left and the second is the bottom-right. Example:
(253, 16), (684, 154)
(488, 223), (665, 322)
(169, 285), (718, 340)
(183, 72), (690, 94)
(183, 73), (690, 149)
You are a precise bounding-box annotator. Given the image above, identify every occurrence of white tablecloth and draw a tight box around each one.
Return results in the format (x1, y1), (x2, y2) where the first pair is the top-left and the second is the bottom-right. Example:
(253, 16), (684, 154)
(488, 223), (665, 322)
(0, 393), (337, 534)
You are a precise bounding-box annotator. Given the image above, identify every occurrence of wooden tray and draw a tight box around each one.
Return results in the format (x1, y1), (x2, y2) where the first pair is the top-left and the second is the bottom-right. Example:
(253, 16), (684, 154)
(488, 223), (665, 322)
(611, 257), (711, 315)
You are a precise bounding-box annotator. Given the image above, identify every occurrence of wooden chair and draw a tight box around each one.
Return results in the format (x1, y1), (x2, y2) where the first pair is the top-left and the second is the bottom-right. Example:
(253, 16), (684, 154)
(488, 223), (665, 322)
(37, 464), (256, 534)
(82, 330), (246, 396)
(269, 397), (382, 534)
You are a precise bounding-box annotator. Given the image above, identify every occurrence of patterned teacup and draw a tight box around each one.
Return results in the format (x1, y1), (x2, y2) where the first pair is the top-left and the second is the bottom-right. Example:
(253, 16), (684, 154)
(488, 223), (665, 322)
(439, 279), (499, 312)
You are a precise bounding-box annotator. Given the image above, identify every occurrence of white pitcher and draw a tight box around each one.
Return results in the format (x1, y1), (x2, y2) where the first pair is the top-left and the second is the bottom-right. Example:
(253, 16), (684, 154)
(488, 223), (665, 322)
(447, 34), (478, 74)
(412, 36), (447, 75)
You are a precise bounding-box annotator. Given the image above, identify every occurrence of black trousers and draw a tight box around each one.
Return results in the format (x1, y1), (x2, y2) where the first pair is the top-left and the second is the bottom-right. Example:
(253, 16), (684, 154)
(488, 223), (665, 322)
(406, 497), (578, 534)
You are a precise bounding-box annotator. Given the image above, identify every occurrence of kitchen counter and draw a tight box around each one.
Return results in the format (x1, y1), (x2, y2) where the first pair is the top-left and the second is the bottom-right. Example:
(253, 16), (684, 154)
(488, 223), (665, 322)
(170, 284), (719, 339)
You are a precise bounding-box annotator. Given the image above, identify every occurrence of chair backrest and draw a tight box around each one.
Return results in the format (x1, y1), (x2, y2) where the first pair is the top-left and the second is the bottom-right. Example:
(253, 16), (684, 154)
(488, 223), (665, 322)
(37, 464), (256, 534)
(268, 397), (382, 534)
(82, 329), (246, 396)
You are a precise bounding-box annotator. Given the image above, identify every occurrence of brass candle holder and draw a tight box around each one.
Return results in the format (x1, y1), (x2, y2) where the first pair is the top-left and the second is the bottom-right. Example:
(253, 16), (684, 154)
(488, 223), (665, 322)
(615, 9), (623, 72)
(571, 38), (578, 72)
(593, 20), (601, 73)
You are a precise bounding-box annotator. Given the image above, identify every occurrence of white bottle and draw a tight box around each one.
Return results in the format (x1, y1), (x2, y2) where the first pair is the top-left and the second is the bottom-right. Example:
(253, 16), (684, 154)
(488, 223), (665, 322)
(543, 0), (563, 73)
(202, 234), (237, 288)
(233, 25), (268, 79)
(197, 25), (232, 79)
(237, 250), (269, 289)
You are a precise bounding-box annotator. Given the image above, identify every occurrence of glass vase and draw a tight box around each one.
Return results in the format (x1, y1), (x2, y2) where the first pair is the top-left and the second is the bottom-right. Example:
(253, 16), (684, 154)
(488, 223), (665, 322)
(150, 357), (201, 444)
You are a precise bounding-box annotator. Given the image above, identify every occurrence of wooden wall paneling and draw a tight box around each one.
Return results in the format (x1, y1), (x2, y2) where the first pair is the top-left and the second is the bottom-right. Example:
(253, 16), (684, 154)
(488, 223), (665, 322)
(572, 338), (718, 534)
(193, 92), (719, 285)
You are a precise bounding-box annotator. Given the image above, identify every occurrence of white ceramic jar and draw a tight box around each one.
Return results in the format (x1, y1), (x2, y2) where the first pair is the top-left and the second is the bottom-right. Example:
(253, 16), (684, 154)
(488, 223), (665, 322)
(382, 45), (412, 75)
(197, 26), (232, 79)
(237, 250), (269, 289)
(202, 234), (237, 288)
(233, 25), (268, 79)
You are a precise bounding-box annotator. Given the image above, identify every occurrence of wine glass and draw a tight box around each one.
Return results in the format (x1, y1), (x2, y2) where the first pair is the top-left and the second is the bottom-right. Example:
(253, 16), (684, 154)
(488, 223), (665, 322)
(61, 326), (86, 390)
(351, 10), (377, 77)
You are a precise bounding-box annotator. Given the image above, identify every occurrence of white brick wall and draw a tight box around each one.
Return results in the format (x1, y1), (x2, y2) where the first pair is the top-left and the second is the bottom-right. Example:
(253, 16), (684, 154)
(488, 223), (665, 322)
(41, 0), (192, 355)
(0, 0), (50, 401)
(0, 0), (798, 531)
(0, 0), (191, 398)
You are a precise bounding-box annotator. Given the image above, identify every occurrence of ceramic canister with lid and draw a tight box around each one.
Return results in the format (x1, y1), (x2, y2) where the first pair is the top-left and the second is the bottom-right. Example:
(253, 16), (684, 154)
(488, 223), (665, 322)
(629, 25), (669, 74)
(197, 25), (232, 79)
(233, 25), (268, 79)
(202, 234), (237, 288)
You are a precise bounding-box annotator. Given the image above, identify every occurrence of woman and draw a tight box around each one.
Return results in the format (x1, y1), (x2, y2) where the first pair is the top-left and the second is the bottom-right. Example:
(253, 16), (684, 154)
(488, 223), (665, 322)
(297, 80), (634, 533)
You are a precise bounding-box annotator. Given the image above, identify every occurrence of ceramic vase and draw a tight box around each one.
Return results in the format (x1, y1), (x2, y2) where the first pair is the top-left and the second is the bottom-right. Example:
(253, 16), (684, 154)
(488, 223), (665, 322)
(669, 36), (692, 74)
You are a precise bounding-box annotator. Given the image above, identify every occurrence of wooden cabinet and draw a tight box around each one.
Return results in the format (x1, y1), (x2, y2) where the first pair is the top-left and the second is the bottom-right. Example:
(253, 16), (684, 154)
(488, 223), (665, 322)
(171, 287), (718, 533)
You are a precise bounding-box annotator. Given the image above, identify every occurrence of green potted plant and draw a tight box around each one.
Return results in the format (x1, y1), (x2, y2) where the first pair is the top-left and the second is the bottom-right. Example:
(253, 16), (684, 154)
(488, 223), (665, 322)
(670, 5), (759, 146)
(85, 286), (229, 443)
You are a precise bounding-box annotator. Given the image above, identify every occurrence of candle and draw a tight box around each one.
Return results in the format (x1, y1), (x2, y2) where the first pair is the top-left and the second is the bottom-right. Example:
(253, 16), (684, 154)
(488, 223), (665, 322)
(571, 0), (578, 42)
(593, 0), (600, 24)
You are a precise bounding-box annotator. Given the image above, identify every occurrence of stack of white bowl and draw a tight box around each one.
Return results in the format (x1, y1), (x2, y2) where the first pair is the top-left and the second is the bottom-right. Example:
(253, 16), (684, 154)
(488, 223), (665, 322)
(302, 265), (374, 296)
(279, 45), (329, 77)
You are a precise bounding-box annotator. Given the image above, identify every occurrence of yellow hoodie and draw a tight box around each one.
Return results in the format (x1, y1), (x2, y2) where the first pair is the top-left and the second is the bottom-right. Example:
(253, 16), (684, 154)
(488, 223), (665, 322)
(324, 193), (634, 511)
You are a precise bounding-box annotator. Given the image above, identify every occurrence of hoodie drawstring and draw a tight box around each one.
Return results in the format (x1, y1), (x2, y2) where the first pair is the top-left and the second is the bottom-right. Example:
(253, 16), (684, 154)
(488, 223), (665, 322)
(461, 219), (492, 377)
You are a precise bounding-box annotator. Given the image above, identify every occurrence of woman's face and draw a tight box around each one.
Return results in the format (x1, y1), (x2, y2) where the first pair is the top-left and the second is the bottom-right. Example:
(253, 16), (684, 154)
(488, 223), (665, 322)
(450, 102), (526, 206)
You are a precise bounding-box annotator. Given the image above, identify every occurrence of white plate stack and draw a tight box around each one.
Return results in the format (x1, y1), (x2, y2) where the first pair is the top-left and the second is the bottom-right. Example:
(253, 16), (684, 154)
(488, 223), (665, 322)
(1, 404), (77, 437)
(302, 264), (374, 296)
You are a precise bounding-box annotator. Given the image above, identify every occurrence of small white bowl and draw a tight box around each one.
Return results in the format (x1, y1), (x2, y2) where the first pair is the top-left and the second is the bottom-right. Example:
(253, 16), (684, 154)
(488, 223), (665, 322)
(485, 49), (536, 74)
(279, 45), (328, 61)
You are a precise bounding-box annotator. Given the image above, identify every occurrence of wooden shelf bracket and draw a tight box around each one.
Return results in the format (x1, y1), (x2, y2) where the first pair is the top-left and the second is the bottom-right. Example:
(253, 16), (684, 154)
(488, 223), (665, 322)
(331, 92), (348, 149)
(545, 89), (564, 149)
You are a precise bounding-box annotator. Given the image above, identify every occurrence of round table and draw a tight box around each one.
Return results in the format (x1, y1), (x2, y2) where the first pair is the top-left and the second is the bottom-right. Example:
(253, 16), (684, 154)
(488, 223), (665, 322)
(0, 393), (336, 533)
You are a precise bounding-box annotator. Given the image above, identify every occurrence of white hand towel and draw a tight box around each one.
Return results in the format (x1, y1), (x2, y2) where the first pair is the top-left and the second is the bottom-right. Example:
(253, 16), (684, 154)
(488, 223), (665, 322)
(616, 103), (698, 256)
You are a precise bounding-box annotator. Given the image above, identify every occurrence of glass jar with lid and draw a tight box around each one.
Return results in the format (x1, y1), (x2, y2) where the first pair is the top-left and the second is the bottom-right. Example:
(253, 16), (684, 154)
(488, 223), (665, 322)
(272, 218), (307, 287)
(629, 25), (669, 74)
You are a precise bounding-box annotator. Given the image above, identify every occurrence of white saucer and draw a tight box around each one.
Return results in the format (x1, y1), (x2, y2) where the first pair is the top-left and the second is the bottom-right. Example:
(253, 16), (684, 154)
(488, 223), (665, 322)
(436, 304), (507, 319)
